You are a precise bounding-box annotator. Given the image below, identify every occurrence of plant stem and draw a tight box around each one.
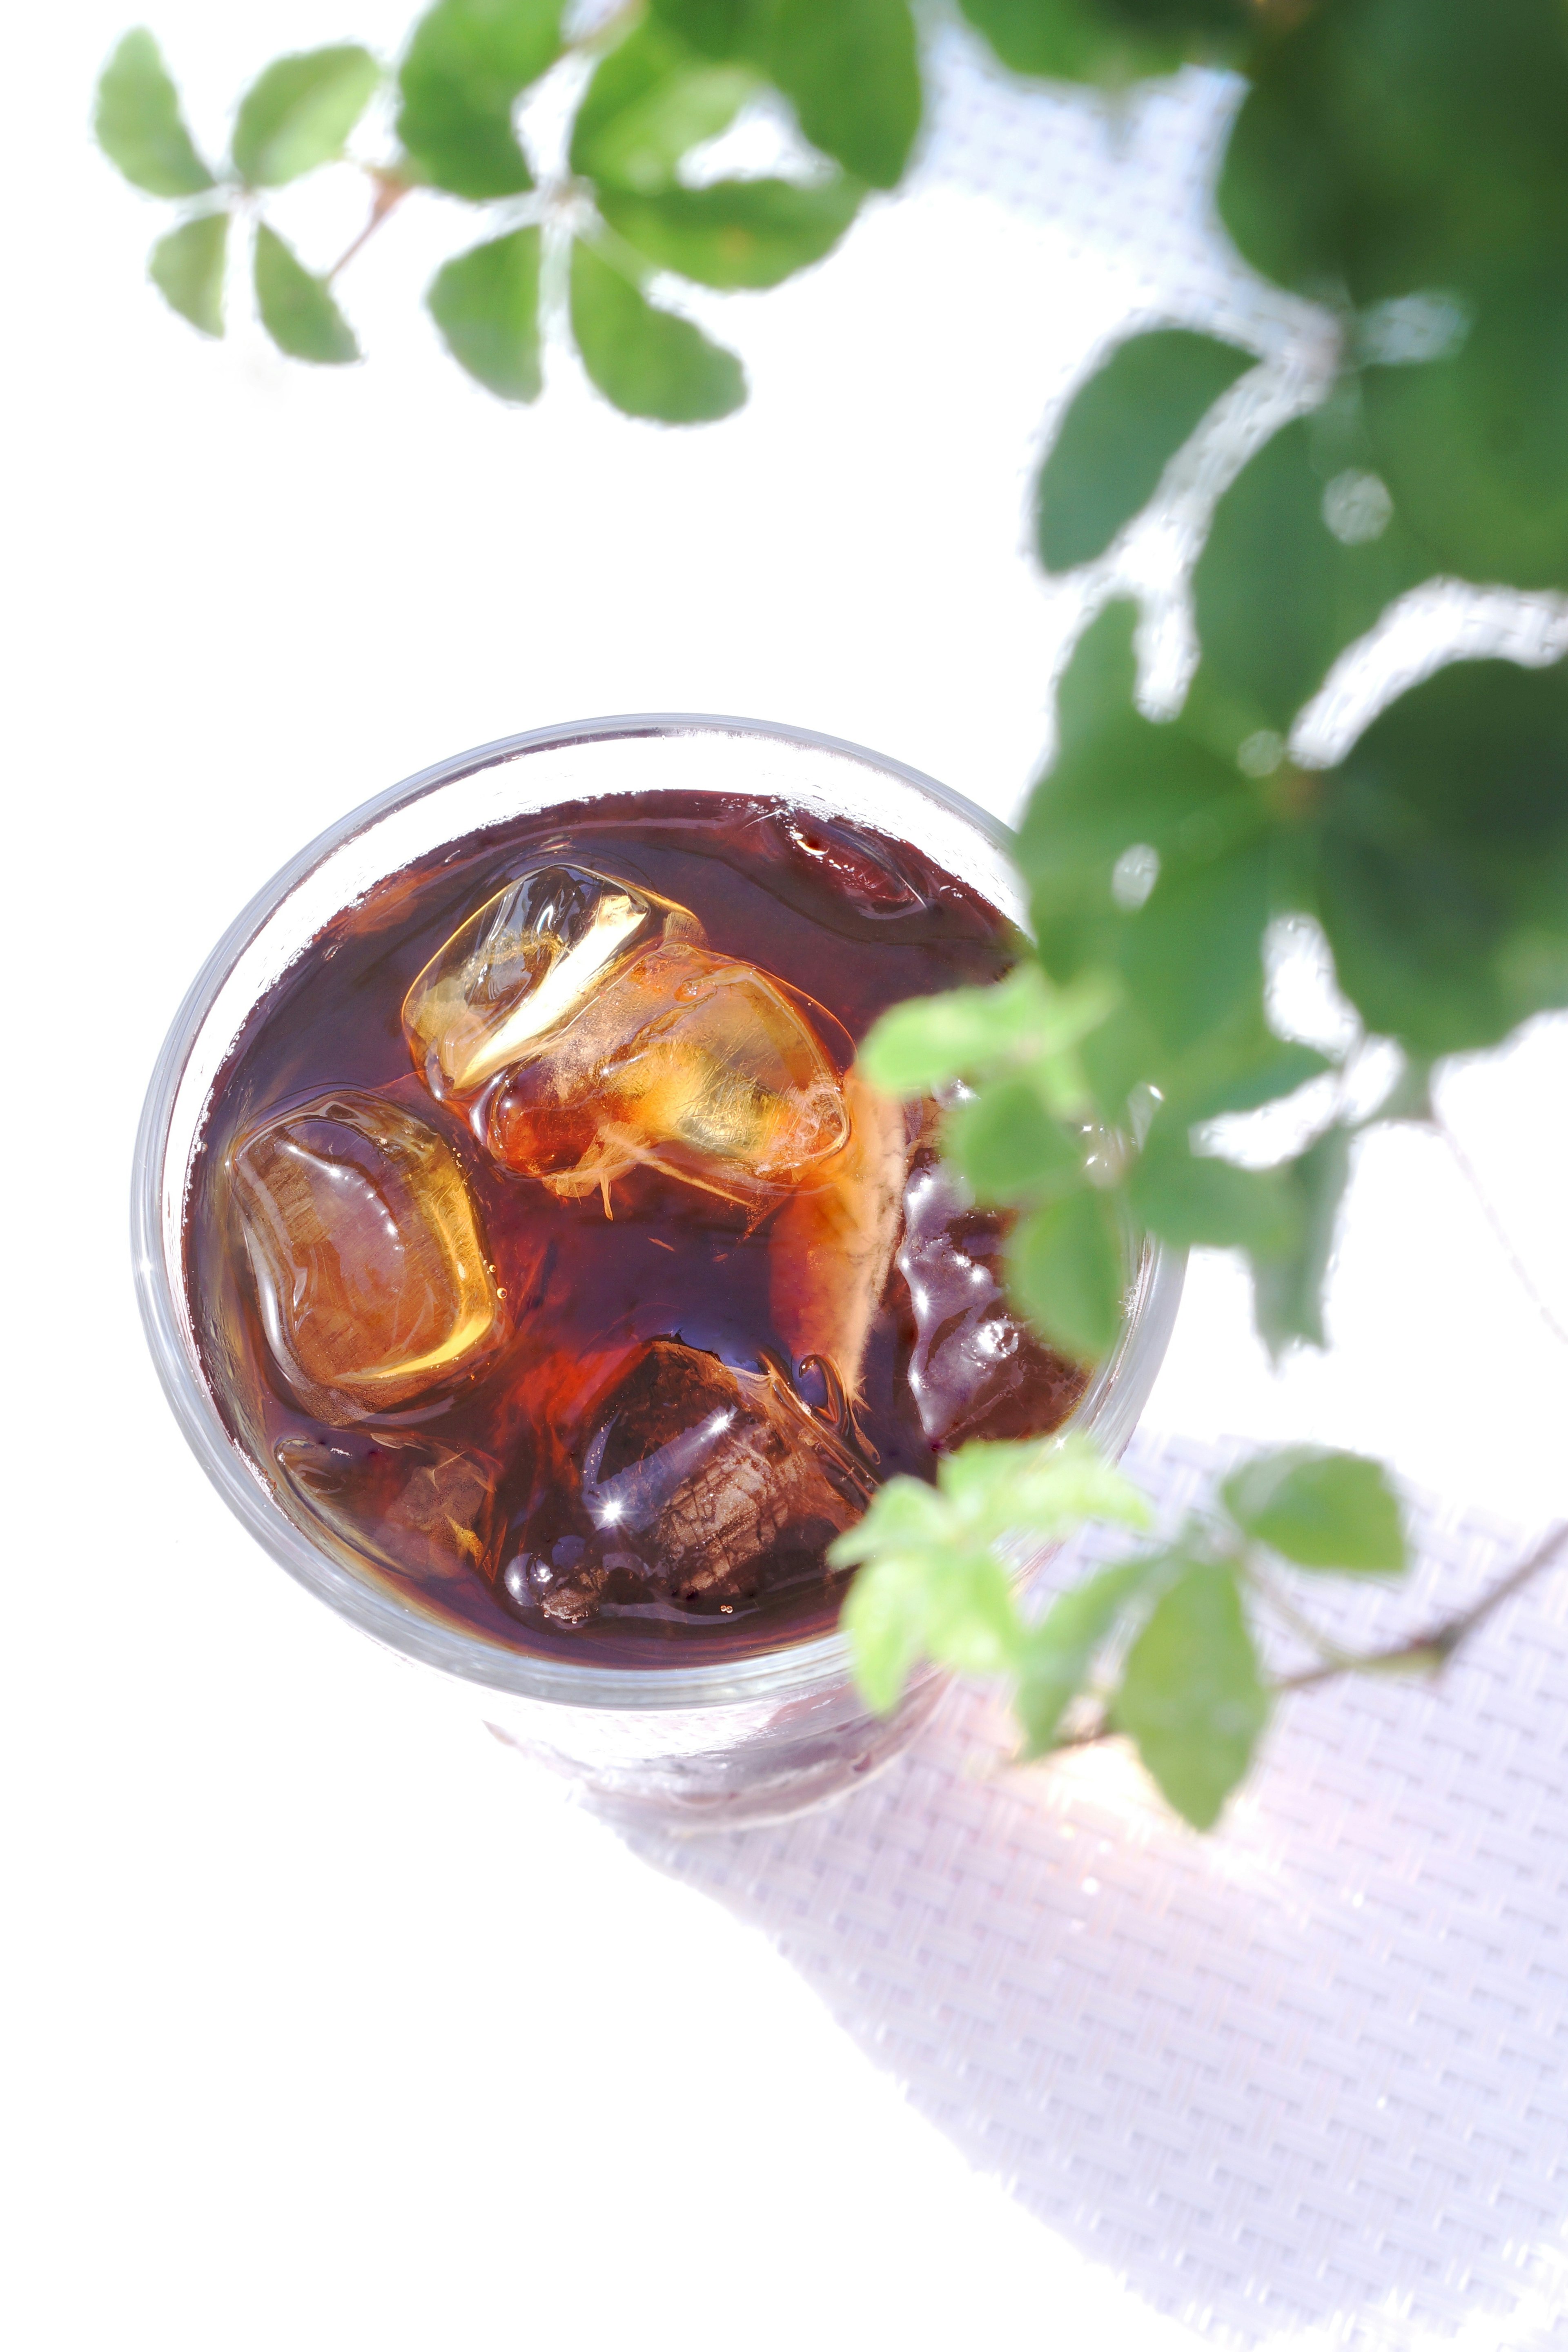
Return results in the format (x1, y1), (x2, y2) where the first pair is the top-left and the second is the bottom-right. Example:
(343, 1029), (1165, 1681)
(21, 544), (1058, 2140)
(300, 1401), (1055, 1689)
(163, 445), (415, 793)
(1049, 1520), (1568, 1754)
(1241, 1550), (1364, 1671)
(328, 171), (413, 284)
(1435, 1111), (1568, 1350)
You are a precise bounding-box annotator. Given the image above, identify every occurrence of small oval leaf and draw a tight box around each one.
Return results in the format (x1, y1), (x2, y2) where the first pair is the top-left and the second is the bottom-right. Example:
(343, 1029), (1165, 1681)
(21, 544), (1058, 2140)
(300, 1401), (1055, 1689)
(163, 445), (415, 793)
(1113, 1558), (1269, 1829)
(95, 29), (215, 198)
(768, 0), (920, 188)
(942, 1076), (1085, 1209)
(1005, 1187), (1126, 1363)
(1221, 1446), (1408, 1574)
(960, 0), (1251, 86)
(1036, 328), (1254, 572)
(569, 238), (744, 422)
(149, 210), (229, 337)
(231, 46), (381, 187)
(572, 18), (758, 190)
(397, 0), (562, 199)
(254, 224), (359, 364)
(595, 177), (861, 290)
(427, 227), (542, 401)
(1128, 1122), (1298, 1254)
(1247, 1124), (1351, 1360)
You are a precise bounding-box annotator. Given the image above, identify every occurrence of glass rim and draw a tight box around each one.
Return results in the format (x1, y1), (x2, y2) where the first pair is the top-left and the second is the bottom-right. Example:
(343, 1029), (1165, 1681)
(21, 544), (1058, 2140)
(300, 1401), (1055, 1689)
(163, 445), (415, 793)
(131, 711), (1184, 1716)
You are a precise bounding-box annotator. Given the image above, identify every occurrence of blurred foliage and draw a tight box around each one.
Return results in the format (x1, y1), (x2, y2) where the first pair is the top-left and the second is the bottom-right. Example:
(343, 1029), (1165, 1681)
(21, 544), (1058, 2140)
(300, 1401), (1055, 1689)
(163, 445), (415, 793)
(833, 1436), (1407, 1827)
(95, 0), (1568, 1824)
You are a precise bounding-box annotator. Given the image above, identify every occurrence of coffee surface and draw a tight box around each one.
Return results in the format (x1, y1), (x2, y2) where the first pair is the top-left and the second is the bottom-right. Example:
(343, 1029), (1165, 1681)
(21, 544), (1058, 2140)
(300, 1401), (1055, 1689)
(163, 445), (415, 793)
(187, 790), (1088, 1665)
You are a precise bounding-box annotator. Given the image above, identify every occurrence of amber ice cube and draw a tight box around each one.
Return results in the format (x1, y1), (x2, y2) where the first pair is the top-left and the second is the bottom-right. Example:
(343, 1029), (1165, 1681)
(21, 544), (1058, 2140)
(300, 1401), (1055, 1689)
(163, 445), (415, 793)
(402, 862), (703, 1098)
(486, 940), (850, 1209)
(227, 1090), (504, 1420)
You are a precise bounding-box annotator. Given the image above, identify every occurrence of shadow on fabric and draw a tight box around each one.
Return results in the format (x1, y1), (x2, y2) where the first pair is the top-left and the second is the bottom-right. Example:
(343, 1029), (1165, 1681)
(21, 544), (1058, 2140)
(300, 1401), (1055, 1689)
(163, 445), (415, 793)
(626, 1435), (1568, 2349)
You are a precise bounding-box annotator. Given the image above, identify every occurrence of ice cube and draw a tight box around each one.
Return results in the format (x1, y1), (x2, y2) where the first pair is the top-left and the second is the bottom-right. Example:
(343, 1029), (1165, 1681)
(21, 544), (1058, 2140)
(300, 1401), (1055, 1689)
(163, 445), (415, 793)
(228, 1090), (505, 1420)
(497, 1340), (875, 1624)
(403, 863), (703, 1098)
(897, 1150), (1089, 1446)
(276, 1430), (500, 1586)
(486, 942), (851, 1210)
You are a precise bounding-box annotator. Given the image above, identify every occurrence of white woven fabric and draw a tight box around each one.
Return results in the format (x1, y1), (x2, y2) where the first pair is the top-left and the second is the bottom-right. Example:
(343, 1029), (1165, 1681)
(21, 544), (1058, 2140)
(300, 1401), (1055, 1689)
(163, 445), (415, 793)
(632, 1432), (1568, 2350)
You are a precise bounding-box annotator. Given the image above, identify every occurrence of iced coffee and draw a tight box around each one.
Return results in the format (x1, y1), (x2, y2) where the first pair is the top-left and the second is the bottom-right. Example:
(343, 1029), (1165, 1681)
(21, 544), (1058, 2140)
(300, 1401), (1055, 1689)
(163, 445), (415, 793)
(187, 789), (1089, 1665)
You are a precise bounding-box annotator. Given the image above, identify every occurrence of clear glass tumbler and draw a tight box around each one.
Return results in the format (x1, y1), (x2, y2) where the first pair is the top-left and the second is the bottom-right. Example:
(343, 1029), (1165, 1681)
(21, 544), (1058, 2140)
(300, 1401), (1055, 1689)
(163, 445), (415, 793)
(132, 715), (1183, 1831)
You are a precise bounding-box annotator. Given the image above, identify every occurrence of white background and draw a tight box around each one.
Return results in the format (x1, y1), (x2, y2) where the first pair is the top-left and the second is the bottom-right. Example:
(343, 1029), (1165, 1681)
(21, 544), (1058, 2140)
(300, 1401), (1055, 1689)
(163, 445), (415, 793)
(5, 7), (1566, 2348)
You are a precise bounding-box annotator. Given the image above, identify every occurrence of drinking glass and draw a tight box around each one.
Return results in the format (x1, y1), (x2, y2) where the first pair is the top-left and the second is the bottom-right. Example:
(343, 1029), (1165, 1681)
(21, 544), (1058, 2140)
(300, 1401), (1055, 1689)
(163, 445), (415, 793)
(132, 715), (1183, 1829)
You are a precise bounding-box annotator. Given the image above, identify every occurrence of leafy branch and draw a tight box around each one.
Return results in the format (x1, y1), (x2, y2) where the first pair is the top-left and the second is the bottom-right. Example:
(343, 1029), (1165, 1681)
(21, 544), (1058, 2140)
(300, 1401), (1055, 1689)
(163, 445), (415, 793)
(94, 3), (893, 418)
(835, 1437), (1419, 1828)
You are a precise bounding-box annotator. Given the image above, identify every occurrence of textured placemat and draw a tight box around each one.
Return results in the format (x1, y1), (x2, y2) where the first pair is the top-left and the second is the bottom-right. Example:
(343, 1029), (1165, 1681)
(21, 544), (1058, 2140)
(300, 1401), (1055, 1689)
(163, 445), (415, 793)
(630, 1432), (1568, 2348)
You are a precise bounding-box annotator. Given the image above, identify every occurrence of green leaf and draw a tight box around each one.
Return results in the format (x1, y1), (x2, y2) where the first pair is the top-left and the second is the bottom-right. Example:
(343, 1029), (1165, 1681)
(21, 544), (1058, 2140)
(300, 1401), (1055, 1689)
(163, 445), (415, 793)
(921, 1550), (1027, 1678)
(1015, 1557), (1153, 1756)
(1247, 1123), (1351, 1358)
(766, 0), (920, 188)
(253, 224), (359, 364)
(427, 227), (542, 401)
(836, 1436), (1148, 1712)
(397, 0), (563, 199)
(1222, 1446), (1408, 1574)
(1085, 997), (1325, 1131)
(1315, 657), (1568, 1056)
(942, 1076), (1085, 1208)
(1127, 1119), (1298, 1253)
(569, 238), (745, 421)
(936, 1433), (1152, 1545)
(646, 0), (921, 184)
(230, 46), (380, 187)
(840, 1550), (932, 1711)
(1113, 1557), (1269, 1828)
(1007, 1187), (1126, 1362)
(959, 0), (1252, 86)
(827, 1473), (948, 1570)
(1217, 0), (1568, 305)
(859, 962), (1116, 1096)
(1194, 416), (1430, 735)
(1020, 665), (1269, 993)
(1361, 259), (1568, 591)
(597, 178), (862, 290)
(1118, 835), (1273, 1057)
(149, 211), (228, 337)
(1036, 328), (1253, 572)
(648, 0), (760, 57)
(1056, 599), (1140, 757)
(571, 17), (759, 190)
(95, 29), (215, 197)
(1158, 1019), (1329, 1124)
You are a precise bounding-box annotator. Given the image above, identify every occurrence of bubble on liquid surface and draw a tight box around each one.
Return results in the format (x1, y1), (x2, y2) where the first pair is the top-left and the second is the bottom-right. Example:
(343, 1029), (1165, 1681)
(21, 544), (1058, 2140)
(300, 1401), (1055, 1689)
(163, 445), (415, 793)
(486, 941), (851, 1210)
(227, 1091), (505, 1421)
(897, 1151), (1089, 1446)
(498, 1339), (876, 1626)
(403, 863), (703, 1098)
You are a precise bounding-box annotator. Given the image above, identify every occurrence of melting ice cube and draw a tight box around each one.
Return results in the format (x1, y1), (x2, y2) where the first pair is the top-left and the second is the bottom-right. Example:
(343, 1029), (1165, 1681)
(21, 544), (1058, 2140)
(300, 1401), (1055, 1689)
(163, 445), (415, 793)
(403, 863), (702, 1098)
(898, 1150), (1089, 1445)
(276, 1430), (501, 1586)
(498, 1340), (875, 1625)
(486, 942), (851, 1210)
(228, 1090), (504, 1420)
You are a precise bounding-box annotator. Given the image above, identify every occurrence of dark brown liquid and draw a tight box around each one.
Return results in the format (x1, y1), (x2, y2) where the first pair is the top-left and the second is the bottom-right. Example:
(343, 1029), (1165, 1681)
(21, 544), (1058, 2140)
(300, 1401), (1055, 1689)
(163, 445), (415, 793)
(187, 790), (1088, 1665)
